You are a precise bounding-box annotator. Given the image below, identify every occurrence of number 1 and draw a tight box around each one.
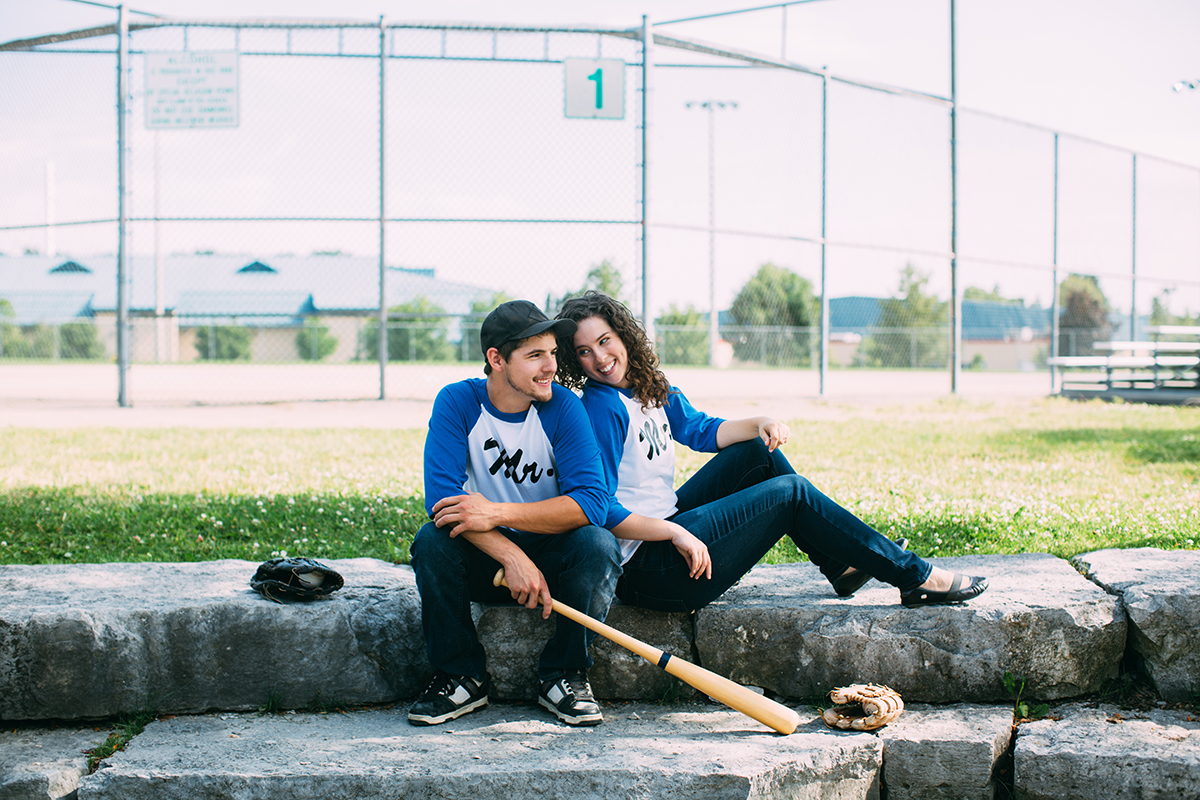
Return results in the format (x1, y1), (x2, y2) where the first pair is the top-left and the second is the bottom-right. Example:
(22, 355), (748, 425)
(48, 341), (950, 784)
(587, 68), (603, 109)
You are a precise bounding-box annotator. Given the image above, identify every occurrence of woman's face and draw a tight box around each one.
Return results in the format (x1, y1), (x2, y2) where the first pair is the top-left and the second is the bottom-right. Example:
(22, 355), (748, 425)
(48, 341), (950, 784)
(572, 315), (630, 389)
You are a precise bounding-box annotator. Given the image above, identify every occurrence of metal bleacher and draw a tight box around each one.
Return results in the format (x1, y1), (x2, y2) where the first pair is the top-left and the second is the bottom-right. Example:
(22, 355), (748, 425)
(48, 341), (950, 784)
(1050, 326), (1200, 404)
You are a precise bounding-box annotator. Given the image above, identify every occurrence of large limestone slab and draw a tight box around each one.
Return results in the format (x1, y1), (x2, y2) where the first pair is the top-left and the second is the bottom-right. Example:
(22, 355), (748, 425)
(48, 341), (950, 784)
(1014, 703), (1200, 800)
(0, 725), (112, 800)
(1072, 547), (1200, 702)
(695, 555), (1126, 703)
(876, 704), (1014, 800)
(78, 704), (884, 800)
(0, 559), (426, 720)
(475, 602), (695, 701)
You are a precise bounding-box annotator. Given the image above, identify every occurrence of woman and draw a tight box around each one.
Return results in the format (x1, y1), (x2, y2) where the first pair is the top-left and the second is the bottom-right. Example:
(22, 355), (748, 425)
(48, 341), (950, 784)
(555, 291), (986, 611)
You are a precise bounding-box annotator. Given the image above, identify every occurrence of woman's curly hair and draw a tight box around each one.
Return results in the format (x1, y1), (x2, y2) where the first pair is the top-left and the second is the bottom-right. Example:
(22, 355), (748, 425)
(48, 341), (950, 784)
(555, 291), (673, 409)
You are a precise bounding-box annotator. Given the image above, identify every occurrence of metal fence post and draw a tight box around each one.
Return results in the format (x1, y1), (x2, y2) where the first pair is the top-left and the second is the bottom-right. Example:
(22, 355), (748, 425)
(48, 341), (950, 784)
(1131, 153), (1138, 340)
(378, 16), (388, 399)
(1050, 133), (1060, 391)
(949, 0), (961, 392)
(641, 14), (653, 338)
(819, 68), (829, 395)
(116, 4), (130, 406)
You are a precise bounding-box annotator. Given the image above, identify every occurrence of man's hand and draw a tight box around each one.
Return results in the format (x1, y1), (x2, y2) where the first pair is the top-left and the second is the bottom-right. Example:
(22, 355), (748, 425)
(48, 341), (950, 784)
(431, 492), (502, 537)
(668, 522), (712, 581)
(500, 552), (553, 619)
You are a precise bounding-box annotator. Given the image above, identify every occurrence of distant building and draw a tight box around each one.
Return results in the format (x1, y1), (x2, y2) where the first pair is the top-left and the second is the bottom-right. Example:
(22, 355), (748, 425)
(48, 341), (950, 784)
(0, 254), (500, 362)
(828, 296), (1053, 370)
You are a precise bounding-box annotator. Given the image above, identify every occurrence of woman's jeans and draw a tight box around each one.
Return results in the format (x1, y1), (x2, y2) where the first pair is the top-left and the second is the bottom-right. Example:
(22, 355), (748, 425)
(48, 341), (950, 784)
(616, 439), (930, 612)
(411, 522), (622, 683)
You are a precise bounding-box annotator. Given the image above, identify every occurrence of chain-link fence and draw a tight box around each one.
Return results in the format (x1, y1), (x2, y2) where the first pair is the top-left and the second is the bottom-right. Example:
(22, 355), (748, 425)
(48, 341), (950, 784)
(2, 9), (1198, 404)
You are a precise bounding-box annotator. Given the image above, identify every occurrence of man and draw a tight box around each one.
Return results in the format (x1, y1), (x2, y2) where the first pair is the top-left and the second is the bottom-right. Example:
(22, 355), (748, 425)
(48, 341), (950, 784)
(409, 299), (622, 727)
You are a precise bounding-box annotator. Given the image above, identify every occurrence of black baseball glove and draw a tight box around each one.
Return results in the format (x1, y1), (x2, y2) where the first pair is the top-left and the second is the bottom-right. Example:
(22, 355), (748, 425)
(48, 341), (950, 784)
(250, 557), (344, 603)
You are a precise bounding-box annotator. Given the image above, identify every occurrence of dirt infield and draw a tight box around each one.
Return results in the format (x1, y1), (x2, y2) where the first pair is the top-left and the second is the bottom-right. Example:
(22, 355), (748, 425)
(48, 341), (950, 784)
(0, 363), (1056, 428)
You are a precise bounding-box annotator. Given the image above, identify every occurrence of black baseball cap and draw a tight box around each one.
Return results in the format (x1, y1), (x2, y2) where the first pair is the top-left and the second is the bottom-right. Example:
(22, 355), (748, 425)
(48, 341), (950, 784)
(480, 300), (577, 355)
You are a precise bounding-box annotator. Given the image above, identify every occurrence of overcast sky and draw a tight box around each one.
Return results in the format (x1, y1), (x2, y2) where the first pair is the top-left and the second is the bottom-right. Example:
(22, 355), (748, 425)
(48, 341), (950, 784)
(2, 0), (1197, 321)
(3, 0), (1198, 165)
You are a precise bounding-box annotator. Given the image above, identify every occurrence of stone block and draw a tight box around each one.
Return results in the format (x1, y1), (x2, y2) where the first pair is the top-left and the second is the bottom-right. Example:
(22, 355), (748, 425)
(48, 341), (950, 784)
(476, 601), (694, 701)
(78, 704), (884, 800)
(1014, 703), (1200, 800)
(1072, 547), (1200, 702)
(0, 725), (112, 800)
(694, 555), (1126, 703)
(876, 703), (1014, 800)
(0, 559), (426, 721)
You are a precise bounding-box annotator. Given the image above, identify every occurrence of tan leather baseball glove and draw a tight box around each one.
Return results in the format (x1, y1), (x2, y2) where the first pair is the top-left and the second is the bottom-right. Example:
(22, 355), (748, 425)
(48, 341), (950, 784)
(821, 684), (904, 731)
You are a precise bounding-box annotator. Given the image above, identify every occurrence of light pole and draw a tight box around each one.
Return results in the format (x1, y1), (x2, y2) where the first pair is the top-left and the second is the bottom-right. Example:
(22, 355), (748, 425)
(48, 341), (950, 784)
(685, 100), (737, 366)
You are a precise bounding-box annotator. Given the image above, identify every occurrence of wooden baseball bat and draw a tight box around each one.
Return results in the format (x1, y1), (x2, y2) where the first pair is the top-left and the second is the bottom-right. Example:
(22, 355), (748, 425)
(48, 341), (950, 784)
(493, 569), (800, 735)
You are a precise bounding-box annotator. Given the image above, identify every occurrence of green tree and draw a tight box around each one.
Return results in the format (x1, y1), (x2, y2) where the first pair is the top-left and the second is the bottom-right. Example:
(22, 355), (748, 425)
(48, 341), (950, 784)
(860, 264), (949, 368)
(964, 284), (1023, 305)
(1058, 274), (1112, 356)
(655, 304), (708, 365)
(361, 296), (454, 362)
(17, 325), (55, 359)
(546, 260), (628, 315)
(459, 291), (514, 361)
(728, 263), (818, 366)
(0, 299), (19, 358)
(1149, 289), (1198, 333)
(295, 318), (338, 361)
(194, 325), (253, 361)
(59, 322), (105, 359)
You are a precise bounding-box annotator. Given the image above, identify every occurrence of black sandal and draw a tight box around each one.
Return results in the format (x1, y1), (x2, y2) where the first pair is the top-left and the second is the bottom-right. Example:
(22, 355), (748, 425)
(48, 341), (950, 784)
(832, 537), (910, 597)
(900, 574), (987, 607)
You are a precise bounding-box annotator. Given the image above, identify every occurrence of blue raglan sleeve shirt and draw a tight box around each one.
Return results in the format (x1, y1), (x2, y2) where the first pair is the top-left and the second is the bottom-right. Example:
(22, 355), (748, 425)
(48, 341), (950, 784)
(664, 387), (723, 453)
(422, 380), (481, 518)
(579, 382), (634, 530)
(540, 383), (611, 527)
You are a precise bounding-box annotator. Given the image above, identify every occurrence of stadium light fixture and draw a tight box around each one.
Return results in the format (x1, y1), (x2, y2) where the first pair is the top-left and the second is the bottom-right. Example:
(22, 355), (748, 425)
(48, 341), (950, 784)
(686, 100), (738, 367)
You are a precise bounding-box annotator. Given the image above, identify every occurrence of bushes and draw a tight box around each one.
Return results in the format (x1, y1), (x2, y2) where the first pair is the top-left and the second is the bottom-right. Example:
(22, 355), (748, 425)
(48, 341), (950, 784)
(359, 297), (455, 363)
(194, 325), (252, 361)
(295, 320), (338, 361)
(0, 302), (106, 361)
(655, 304), (708, 366)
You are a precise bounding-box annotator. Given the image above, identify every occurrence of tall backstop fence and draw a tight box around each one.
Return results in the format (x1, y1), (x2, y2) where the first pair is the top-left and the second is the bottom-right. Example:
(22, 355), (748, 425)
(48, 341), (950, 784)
(2, 9), (1198, 405)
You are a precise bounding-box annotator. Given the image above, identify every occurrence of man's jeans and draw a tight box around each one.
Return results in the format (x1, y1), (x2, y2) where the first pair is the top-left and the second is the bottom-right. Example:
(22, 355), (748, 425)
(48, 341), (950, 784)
(411, 522), (622, 683)
(616, 439), (931, 612)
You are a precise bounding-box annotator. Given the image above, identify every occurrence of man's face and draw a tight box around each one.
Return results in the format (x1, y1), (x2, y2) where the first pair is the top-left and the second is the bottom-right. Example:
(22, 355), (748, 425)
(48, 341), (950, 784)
(498, 331), (558, 405)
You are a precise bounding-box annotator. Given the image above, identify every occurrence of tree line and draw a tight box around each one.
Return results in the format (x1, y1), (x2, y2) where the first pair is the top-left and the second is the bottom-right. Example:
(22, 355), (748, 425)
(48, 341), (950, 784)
(8, 261), (1183, 365)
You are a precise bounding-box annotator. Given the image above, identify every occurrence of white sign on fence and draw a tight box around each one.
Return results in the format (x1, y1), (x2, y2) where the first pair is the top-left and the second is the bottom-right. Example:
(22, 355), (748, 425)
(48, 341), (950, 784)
(145, 52), (239, 129)
(564, 59), (624, 119)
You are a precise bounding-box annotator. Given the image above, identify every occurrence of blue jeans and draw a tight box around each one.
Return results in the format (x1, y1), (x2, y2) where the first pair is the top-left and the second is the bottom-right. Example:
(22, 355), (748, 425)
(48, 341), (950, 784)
(410, 521), (622, 682)
(615, 439), (931, 612)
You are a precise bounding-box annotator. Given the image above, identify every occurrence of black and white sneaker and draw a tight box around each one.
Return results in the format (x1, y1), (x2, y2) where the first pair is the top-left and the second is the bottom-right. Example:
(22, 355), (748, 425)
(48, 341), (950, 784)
(537, 669), (603, 726)
(407, 671), (490, 726)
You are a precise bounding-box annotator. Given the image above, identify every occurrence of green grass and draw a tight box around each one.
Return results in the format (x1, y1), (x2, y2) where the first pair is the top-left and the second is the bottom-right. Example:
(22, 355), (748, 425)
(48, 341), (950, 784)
(2, 397), (1197, 566)
(86, 705), (157, 772)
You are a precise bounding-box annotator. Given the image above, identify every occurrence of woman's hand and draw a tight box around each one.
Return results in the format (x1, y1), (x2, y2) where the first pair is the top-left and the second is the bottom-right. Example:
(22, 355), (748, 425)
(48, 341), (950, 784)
(757, 417), (789, 452)
(717, 415), (790, 451)
(667, 522), (712, 580)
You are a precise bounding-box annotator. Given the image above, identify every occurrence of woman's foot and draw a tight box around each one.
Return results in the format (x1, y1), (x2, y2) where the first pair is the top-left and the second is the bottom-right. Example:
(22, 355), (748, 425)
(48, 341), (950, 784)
(832, 538), (909, 597)
(900, 567), (987, 607)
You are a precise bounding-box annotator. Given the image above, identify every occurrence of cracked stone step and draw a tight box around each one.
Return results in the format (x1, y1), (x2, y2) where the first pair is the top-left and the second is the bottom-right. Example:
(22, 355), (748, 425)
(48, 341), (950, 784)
(77, 703), (884, 800)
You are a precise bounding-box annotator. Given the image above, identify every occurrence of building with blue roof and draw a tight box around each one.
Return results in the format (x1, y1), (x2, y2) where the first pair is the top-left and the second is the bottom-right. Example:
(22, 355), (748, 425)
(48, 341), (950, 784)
(0, 254), (501, 362)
